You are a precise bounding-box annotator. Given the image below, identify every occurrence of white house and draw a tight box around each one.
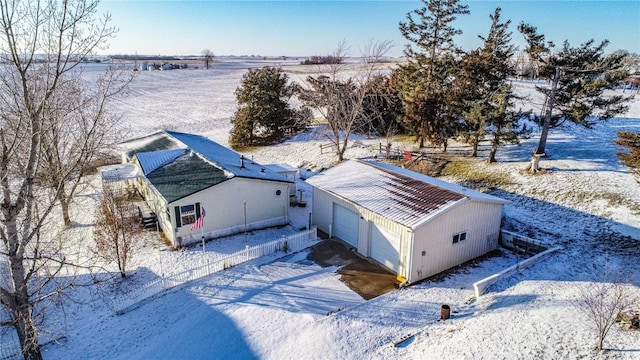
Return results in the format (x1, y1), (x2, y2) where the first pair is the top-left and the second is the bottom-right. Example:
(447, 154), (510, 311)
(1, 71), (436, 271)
(306, 159), (509, 284)
(118, 130), (294, 248)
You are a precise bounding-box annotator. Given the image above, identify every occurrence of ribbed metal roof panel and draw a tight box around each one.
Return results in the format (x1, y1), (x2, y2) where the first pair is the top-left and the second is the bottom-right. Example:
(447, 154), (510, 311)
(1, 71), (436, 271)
(307, 160), (474, 229)
(136, 149), (187, 175)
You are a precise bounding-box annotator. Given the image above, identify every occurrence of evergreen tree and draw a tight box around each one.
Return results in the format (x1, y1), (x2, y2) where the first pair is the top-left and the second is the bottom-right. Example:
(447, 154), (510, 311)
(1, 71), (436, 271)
(454, 8), (528, 162)
(361, 75), (404, 138)
(614, 131), (640, 178)
(519, 23), (631, 171)
(230, 67), (309, 147)
(397, 0), (469, 150)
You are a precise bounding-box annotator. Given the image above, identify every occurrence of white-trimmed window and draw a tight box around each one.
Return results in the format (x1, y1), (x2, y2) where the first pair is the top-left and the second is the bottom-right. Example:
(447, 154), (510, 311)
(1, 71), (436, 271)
(452, 231), (467, 244)
(180, 204), (196, 226)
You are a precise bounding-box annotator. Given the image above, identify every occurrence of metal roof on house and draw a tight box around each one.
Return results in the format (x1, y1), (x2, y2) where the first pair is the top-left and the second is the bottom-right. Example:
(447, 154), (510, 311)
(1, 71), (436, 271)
(120, 132), (182, 160)
(165, 130), (289, 183)
(145, 152), (230, 203)
(119, 130), (292, 203)
(306, 160), (508, 229)
(136, 149), (187, 175)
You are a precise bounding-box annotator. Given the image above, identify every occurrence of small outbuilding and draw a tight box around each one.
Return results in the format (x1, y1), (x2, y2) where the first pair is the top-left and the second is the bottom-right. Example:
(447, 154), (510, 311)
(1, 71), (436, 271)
(118, 130), (293, 248)
(306, 159), (509, 284)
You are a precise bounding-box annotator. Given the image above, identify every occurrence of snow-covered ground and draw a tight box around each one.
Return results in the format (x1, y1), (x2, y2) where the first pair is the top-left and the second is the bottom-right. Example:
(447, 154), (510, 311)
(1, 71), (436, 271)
(11, 60), (640, 359)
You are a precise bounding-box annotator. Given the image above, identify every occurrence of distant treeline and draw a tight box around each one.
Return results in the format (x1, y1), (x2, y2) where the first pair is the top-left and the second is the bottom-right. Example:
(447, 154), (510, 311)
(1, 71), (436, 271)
(111, 54), (185, 61)
(301, 55), (343, 65)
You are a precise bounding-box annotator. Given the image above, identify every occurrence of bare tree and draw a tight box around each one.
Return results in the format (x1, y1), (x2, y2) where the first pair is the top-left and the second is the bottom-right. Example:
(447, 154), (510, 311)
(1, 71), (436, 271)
(93, 184), (142, 278)
(577, 273), (638, 351)
(0, 0), (120, 358)
(40, 68), (132, 226)
(202, 49), (214, 69)
(297, 40), (393, 162)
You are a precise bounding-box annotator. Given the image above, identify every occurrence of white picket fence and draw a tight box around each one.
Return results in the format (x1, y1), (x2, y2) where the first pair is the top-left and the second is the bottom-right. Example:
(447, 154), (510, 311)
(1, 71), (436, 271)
(113, 227), (318, 314)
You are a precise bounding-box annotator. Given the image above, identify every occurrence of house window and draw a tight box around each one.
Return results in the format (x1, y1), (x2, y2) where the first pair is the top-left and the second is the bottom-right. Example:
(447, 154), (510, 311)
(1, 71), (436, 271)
(180, 204), (196, 225)
(453, 231), (467, 244)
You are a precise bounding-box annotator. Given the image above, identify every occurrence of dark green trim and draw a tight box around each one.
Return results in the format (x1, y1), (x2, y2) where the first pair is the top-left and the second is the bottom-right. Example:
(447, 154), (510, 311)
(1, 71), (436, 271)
(174, 206), (181, 227)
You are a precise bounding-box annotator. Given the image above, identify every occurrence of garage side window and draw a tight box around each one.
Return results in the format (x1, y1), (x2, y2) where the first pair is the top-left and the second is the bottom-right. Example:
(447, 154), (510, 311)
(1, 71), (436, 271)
(452, 231), (467, 244)
(180, 204), (196, 225)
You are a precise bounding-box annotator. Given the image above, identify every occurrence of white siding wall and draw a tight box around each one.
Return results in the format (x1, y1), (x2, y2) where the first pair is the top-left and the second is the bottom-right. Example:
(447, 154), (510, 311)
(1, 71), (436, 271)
(359, 211), (411, 280)
(311, 187), (411, 280)
(132, 175), (173, 244)
(145, 181), (171, 240)
(409, 200), (503, 283)
(171, 178), (290, 247)
(311, 188), (357, 238)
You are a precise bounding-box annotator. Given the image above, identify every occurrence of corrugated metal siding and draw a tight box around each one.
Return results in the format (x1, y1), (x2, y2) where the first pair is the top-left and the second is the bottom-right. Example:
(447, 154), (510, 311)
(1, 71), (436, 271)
(357, 208), (411, 278)
(312, 185), (412, 278)
(410, 200), (503, 282)
(311, 188), (335, 237)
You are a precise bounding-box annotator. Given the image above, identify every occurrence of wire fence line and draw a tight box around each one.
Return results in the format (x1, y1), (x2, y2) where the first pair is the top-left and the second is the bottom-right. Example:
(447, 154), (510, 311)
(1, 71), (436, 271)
(113, 227), (318, 315)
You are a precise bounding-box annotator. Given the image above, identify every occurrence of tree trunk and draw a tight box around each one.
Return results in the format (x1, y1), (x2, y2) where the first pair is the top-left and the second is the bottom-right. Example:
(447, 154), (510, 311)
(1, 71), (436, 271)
(60, 196), (71, 226)
(9, 245), (42, 360)
(598, 336), (604, 351)
(529, 152), (544, 172)
(16, 307), (43, 360)
(488, 131), (500, 163)
(536, 67), (560, 155)
(471, 135), (479, 157)
(488, 144), (498, 163)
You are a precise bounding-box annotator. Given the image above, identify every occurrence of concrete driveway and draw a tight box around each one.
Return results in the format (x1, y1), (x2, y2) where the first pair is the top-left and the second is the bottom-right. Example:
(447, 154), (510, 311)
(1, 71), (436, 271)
(307, 238), (400, 300)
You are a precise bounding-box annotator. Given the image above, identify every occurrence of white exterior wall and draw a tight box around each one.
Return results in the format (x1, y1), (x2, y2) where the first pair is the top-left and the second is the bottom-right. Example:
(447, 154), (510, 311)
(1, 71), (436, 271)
(143, 180), (172, 239)
(311, 188), (359, 240)
(358, 210), (411, 280)
(172, 177), (290, 247)
(409, 200), (503, 283)
(311, 187), (411, 280)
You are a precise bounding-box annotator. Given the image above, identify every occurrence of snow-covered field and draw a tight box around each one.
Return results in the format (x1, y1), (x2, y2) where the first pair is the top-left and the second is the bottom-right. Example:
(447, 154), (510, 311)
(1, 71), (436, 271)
(16, 60), (640, 359)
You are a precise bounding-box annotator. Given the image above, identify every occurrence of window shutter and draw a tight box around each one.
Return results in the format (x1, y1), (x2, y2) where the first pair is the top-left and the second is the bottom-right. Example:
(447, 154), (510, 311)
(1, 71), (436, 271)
(174, 206), (181, 227)
(195, 202), (201, 219)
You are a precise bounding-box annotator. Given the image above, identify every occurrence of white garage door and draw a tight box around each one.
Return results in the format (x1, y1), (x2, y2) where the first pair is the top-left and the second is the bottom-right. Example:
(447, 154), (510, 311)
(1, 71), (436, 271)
(333, 204), (359, 247)
(370, 223), (401, 273)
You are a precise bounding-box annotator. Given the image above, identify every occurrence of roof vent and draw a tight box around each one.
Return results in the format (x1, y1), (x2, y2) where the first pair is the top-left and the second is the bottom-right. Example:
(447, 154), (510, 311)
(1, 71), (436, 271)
(260, 168), (265, 173)
(240, 155), (245, 168)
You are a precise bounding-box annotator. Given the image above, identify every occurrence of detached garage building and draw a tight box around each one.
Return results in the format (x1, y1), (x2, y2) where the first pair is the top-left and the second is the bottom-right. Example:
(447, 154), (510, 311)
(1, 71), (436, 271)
(306, 160), (509, 284)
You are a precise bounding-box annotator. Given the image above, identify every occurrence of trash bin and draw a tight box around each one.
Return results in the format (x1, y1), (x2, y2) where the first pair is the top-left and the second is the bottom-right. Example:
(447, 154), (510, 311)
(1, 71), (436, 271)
(441, 304), (450, 320)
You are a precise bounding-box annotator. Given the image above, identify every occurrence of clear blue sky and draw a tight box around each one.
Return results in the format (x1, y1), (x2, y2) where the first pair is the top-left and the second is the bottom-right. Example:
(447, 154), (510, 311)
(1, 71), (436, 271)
(97, 0), (640, 57)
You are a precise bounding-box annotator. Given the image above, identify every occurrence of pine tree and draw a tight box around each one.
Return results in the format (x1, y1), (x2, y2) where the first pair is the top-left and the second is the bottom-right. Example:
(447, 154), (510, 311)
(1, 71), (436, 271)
(230, 67), (309, 147)
(397, 0), (469, 150)
(454, 8), (527, 162)
(361, 75), (404, 138)
(519, 23), (631, 171)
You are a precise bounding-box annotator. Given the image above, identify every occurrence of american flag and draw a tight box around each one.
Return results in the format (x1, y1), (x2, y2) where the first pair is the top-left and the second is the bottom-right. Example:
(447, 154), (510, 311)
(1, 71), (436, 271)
(190, 207), (205, 231)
